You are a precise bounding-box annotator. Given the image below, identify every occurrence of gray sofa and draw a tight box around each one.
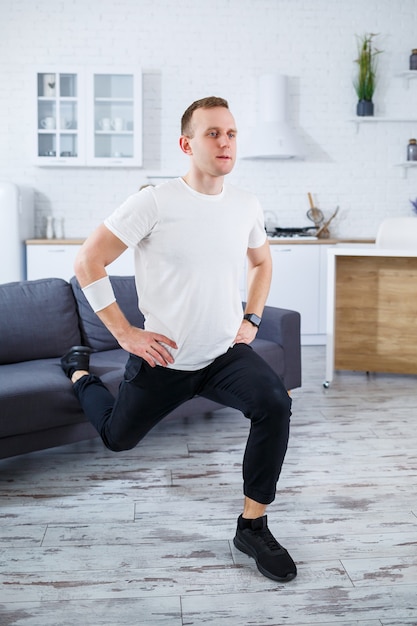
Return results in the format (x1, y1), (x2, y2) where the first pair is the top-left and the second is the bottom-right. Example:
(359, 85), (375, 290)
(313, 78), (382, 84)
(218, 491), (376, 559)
(0, 276), (301, 460)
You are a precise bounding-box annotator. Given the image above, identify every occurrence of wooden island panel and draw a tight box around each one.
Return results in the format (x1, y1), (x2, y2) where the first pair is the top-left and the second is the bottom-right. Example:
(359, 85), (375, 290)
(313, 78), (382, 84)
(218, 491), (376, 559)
(334, 255), (417, 374)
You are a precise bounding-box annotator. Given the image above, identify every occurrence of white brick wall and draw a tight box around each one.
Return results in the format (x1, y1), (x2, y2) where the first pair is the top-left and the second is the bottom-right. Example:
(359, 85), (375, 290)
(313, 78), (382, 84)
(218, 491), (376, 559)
(1, 0), (417, 239)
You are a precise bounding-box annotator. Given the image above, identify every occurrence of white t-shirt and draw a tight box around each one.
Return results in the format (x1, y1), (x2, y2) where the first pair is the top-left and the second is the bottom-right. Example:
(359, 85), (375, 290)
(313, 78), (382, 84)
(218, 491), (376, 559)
(104, 177), (266, 370)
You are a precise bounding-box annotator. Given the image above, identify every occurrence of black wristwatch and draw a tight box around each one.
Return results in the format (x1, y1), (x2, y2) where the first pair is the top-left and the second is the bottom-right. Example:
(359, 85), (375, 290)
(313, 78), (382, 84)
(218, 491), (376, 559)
(243, 313), (262, 328)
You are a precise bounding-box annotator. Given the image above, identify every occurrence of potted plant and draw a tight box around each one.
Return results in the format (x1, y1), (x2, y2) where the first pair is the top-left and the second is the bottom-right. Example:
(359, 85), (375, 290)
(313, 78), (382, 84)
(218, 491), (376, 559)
(354, 32), (383, 116)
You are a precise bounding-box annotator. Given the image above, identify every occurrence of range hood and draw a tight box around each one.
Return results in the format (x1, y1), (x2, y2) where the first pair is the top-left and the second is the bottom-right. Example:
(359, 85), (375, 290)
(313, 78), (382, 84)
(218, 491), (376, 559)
(240, 74), (303, 160)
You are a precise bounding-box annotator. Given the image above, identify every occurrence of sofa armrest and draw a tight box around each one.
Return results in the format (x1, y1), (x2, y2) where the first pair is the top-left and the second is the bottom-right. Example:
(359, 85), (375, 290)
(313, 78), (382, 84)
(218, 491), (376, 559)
(258, 305), (302, 389)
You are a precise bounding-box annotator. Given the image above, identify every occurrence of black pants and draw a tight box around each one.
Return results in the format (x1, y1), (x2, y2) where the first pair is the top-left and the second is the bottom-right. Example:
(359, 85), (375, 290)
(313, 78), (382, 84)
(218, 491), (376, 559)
(73, 343), (292, 505)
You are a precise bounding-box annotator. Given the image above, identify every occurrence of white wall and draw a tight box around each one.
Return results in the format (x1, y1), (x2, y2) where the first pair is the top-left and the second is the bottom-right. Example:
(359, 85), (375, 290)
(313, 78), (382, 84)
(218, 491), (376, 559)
(1, 0), (417, 239)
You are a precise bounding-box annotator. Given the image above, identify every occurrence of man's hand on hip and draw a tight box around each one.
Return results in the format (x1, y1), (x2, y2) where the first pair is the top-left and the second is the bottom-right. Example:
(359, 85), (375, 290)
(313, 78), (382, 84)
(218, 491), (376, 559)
(117, 326), (177, 367)
(233, 320), (258, 345)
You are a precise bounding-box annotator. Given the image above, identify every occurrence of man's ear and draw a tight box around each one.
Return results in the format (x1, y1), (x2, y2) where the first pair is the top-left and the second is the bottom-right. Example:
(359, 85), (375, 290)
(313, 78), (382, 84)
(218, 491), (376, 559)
(179, 135), (193, 155)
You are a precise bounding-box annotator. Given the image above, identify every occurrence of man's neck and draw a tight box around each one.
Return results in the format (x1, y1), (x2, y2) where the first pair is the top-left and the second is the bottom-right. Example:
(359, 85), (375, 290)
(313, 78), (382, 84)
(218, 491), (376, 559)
(182, 172), (224, 195)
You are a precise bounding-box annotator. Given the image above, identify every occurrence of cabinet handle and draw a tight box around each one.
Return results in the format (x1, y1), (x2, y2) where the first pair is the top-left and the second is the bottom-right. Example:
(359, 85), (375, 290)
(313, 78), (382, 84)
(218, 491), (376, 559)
(48, 249), (66, 253)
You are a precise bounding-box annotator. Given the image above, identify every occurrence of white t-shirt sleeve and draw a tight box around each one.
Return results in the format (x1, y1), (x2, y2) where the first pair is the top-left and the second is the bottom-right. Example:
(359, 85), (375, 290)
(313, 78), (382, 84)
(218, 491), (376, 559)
(248, 197), (267, 249)
(104, 187), (158, 248)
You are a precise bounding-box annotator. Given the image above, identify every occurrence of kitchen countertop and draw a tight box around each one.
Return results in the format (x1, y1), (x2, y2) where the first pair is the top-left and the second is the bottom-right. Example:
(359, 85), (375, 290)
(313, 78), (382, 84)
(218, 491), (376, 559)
(27, 238), (376, 246)
(268, 237), (375, 245)
(328, 246), (417, 257)
(26, 239), (85, 245)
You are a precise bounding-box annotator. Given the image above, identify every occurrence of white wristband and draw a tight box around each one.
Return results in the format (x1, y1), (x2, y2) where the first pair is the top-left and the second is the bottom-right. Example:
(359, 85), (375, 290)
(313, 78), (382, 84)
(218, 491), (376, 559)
(82, 276), (116, 312)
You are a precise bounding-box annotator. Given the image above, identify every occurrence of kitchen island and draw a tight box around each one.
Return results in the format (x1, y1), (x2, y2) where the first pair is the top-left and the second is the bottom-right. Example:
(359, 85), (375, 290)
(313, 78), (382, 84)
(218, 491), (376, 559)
(325, 247), (417, 385)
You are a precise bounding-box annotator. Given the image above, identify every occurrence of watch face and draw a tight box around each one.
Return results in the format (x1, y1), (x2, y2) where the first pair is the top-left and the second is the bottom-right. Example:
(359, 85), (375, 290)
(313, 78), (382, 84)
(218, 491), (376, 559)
(245, 313), (261, 327)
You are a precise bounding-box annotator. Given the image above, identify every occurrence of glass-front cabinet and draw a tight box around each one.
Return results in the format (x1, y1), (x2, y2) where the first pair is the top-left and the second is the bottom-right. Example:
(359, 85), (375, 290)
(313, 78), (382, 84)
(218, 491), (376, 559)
(36, 71), (84, 165)
(88, 71), (142, 165)
(35, 69), (142, 167)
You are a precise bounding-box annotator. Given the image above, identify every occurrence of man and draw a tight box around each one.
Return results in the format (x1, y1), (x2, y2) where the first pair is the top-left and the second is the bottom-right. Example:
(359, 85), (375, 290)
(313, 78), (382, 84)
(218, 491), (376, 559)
(61, 96), (297, 583)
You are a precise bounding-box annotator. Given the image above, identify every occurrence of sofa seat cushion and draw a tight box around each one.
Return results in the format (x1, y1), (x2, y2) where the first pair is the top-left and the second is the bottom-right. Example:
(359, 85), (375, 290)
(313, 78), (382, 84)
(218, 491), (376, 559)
(0, 278), (82, 364)
(0, 359), (86, 438)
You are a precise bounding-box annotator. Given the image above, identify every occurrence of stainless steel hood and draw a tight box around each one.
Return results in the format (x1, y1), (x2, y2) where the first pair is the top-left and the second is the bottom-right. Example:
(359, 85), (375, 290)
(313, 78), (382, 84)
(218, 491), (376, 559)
(240, 74), (303, 160)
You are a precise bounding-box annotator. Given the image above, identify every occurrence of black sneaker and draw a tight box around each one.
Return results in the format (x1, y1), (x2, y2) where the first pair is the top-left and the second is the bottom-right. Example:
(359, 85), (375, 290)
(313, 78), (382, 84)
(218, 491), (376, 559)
(233, 514), (297, 582)
(60, 345), (92, 379)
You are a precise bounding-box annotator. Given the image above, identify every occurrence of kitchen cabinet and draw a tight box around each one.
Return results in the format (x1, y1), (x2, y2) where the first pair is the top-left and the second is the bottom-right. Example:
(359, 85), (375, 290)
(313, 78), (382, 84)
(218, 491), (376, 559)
(318, 245), (330, 335)
(86, 70), (142, 166)
(268, 244), (329, 343)
(35, 69), (142, 167)
(266, 241), (376, 344)
(26, 242), (134, 281)
(27, 243), (82, 281)
(36, 71), (85, 166)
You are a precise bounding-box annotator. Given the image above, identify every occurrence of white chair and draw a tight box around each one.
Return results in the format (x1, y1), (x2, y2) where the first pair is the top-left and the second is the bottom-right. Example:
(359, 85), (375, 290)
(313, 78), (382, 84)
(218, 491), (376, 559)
(376, 217), (417, 249)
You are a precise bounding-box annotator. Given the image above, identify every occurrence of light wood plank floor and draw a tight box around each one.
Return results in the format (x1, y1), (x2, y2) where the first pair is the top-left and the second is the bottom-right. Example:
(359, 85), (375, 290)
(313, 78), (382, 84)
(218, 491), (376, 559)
(1, 346), (417, 625)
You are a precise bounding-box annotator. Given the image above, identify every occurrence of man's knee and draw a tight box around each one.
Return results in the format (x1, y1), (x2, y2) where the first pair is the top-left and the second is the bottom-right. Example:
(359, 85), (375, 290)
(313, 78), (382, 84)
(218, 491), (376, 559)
(101, 431), (140, 453)
(252, 373), (291, 410)
(249, 381), (292, 430)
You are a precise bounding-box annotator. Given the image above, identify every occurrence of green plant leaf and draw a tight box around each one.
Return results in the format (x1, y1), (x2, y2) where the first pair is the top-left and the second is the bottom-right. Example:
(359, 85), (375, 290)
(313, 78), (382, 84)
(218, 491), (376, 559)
(353, 32), (383, 101)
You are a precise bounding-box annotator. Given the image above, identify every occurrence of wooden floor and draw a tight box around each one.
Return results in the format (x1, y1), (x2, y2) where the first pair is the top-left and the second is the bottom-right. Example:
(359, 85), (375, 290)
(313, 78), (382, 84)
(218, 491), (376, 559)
(1, 346), (417, 625)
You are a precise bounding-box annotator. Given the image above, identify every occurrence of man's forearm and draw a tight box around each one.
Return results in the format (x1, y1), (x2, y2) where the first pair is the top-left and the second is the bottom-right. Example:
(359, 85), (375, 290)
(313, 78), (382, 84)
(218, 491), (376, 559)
(95, 300), (133, 344)
(245, 260), (272, 316)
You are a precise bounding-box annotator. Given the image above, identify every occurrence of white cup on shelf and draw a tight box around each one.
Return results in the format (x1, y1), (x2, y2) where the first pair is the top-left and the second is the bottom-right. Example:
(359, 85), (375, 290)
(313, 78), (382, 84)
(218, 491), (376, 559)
(99, 118), (112, 131)
(60, 119), (72, 129)
(40, 117), (56, 130)
(112, 117), (124, 131)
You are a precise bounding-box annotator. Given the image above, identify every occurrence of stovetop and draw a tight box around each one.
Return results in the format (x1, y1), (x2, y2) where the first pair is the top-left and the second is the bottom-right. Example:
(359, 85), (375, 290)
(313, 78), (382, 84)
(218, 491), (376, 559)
(266, 226), (318, 239)
(269, 234), (318, 240)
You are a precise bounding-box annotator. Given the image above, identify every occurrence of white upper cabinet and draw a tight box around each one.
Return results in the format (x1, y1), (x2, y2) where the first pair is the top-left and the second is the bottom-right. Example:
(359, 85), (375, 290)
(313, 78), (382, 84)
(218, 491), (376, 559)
(35, 69), (142, 168)
(36, 71), (85, 166)
(86, 70), (142, 167)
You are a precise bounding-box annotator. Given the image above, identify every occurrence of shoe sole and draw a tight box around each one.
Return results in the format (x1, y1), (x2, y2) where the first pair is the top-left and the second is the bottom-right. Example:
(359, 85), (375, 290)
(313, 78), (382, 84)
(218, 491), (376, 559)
(233, 535), (297, 583)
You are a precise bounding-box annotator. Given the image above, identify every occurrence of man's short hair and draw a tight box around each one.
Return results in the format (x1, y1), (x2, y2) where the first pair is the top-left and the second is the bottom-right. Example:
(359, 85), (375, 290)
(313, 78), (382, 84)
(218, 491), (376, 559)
(181, 96), (229, 137)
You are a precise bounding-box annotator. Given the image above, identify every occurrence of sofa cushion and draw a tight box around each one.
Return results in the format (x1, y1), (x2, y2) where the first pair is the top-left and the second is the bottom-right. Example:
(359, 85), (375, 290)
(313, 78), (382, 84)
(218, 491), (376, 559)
(0, 278), (82, 365)
(0, 358), (86, 437)
(70, 275), (145, 352)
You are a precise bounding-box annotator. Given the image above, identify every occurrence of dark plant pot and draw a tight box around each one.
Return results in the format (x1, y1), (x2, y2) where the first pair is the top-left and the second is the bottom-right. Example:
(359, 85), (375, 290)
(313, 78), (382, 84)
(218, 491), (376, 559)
(356, 99), (374, 116)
